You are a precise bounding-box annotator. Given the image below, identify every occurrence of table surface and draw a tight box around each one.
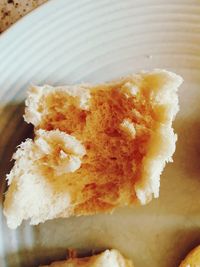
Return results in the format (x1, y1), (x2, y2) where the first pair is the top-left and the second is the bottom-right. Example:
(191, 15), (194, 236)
(0, 0), (47, 33)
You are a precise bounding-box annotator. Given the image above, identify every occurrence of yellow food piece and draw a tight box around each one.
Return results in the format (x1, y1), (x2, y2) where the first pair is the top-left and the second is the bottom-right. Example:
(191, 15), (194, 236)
(179, 246), (200, 267)
(41, 249), (134, 267)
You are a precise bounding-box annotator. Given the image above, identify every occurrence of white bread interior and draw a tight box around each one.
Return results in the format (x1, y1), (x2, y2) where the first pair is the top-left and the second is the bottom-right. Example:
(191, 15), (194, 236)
(3, 69), (183, 229)
(40, 249), (134, 267)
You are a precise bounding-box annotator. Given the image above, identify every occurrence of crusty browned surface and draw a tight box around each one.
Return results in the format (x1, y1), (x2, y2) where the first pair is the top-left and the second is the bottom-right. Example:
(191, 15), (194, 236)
(0, 0), (47, 33)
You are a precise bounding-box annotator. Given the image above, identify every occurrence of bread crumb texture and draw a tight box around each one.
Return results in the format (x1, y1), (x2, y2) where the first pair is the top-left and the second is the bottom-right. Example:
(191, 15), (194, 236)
(3, 69), (183, 228)
(40, 249), (134, 267)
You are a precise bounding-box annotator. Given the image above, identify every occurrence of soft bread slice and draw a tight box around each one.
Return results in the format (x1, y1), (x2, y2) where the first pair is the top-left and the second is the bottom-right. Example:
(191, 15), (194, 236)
(40, 249), (134, 267)
(4, 69), (183, 228)
(179, 245), (200, 267)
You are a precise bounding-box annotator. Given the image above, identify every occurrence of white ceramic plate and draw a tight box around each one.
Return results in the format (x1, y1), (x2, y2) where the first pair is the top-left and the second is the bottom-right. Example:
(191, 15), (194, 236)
(1, 0), (200, 266)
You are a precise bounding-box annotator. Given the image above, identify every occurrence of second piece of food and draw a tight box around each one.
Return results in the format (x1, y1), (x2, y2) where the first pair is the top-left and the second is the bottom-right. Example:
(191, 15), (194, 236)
(179, 245), (200, 267)
(4, 69), (183, 228)
(40, 249), (134, 267)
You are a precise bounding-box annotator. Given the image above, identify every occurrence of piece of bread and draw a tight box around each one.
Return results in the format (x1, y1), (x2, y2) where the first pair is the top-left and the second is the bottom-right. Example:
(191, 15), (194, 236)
(40, 249), (134, 267)
(179, 245), (200, 267)
(3, 69), (183, 229)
